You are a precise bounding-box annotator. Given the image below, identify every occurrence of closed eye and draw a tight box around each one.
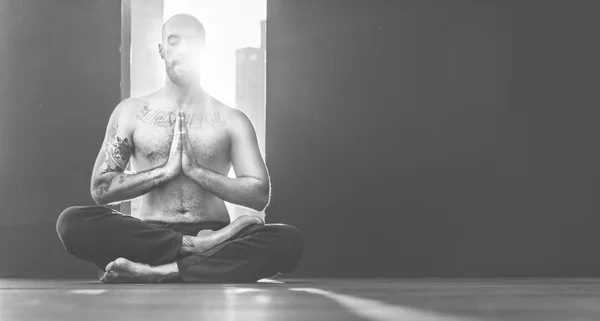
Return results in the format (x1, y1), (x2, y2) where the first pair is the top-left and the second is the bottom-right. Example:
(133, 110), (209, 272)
(168, 35), (180, 45)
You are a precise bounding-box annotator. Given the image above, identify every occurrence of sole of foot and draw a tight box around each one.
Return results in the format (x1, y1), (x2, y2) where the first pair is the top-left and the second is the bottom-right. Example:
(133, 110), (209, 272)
(100, 258), (158, 284)
(189, 215), (264, 253)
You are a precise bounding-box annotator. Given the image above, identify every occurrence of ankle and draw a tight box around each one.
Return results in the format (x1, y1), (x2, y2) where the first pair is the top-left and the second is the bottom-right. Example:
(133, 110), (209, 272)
(153, 262), (180, 283)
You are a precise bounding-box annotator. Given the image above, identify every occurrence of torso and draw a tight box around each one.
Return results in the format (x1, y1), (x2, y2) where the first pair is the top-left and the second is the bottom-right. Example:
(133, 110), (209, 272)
(128, 92), (232, 224)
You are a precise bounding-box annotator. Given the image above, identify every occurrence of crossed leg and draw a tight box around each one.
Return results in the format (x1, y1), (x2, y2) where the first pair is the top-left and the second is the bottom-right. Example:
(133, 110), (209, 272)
(56, 205), (304, 283)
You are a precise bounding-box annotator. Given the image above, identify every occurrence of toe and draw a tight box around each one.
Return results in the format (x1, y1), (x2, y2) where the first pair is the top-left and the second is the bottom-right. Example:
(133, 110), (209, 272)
(104, 271), (120, 283)
(100, 271), (113, 283)
(105, 261), (115, 272)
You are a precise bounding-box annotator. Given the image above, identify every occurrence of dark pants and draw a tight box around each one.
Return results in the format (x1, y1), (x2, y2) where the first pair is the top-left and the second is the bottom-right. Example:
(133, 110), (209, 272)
(55, 205), (304, 283)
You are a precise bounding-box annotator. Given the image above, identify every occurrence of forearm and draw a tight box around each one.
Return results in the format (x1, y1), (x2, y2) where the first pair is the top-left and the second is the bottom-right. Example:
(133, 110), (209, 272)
(186, 167), (269, 211)
(91, 167), (169, 205)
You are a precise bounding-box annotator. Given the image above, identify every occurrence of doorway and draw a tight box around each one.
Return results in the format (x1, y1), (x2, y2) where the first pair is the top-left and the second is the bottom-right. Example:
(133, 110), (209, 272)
(124, 0), (267, 221)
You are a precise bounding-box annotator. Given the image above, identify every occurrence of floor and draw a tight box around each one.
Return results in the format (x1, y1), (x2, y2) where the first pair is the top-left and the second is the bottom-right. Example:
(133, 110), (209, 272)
(2, 278), (600, 321)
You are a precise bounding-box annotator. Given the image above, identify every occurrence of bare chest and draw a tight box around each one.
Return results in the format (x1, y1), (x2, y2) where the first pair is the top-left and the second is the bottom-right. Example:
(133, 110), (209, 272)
(132, 106), (230, 167)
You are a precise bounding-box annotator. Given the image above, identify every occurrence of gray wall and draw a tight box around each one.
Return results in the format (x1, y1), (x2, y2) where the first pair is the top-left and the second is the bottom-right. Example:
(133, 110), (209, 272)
(0, 0), (598, 278)
(266, 1), (599, 277)
(0, 0), (120, 277)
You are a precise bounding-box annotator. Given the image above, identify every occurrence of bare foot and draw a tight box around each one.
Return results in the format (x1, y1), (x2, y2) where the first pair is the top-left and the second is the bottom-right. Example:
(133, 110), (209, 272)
(196, 229), (215, 238)
(234, 214), (264, 226)
(100, 258), (175, 284)
(180, 215), (264, 255)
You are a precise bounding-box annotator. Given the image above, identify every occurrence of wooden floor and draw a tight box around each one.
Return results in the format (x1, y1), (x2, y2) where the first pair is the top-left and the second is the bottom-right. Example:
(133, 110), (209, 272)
(2, 278), (600, 320)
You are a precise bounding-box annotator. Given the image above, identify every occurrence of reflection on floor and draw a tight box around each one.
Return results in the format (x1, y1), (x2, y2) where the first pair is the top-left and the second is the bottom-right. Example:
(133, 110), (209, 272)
(2, 278), (600, 321)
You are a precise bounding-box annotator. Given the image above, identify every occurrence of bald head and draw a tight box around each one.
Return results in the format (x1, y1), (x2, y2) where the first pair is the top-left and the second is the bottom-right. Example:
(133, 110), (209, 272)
(160, 14), (206, 87)
(162, 14), (206, 45)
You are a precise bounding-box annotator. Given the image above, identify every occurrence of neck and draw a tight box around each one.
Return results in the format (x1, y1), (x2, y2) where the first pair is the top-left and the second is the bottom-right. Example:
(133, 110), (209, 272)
(164, 78), (209, 106)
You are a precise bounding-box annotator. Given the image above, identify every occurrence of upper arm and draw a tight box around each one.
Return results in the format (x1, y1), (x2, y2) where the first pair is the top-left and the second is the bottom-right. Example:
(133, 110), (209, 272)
(228, 109), (269, 187)
(90, 99), (136, 187)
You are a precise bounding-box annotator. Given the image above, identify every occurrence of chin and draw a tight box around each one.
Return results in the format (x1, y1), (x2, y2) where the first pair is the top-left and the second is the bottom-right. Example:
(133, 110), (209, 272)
(168, 75), (189, 87)
(169, 73), (199, 87)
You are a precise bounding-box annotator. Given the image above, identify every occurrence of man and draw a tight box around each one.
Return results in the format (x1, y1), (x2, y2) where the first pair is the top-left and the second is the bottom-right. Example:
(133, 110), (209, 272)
(55, 14), (303, 283)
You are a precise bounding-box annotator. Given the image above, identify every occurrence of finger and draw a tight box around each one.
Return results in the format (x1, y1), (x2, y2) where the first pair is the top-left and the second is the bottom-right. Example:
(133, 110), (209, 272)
(181, 112), (193, 151)
(179, 110), (183, 132)
(174, 109), (181, 133)
(179, 111), (186, 151)
(175, 111), (184, 149)
(171, 111), (181, 149)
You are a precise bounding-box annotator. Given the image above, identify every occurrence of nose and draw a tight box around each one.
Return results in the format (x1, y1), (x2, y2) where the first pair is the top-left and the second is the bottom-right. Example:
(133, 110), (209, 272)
(175, 47), (202, 62)
(174, 41), (188, 57)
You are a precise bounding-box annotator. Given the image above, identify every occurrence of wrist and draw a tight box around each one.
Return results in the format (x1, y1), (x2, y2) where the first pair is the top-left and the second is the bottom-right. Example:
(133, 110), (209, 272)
(185, 166), (207, 188)
(184, 165), (200, 177)
(155, 166), (172, 184)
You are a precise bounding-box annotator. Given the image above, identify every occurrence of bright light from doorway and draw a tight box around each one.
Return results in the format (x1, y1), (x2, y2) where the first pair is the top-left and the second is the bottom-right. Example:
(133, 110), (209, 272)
(128, 0), (267, 220)
(163, 0), (267, 220)
(164, 0), (266, 107)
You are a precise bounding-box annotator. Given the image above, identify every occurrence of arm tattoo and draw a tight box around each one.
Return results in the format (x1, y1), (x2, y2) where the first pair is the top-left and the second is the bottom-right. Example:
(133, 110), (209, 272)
(101, 106), (133, 174)
(94, 107), (132, 197)
(101, 136), (133, 174)
(118, 175), (125, 184)
(93, 176), (114, 196)
(181, 236), (195, 248)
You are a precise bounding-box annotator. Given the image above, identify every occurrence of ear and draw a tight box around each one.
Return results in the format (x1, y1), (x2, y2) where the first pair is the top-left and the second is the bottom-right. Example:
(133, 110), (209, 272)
(158, 44), (164, 59)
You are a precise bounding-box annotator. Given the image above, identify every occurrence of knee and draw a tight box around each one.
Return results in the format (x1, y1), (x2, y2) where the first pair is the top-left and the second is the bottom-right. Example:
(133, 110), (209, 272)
(269, 224), (304, 255)
(56, 206), (86, 246)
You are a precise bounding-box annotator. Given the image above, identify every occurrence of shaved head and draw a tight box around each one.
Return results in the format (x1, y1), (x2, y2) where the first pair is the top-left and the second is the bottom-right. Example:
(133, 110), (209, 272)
(162, 14), (205, 44)
(159, 14), (206, 87)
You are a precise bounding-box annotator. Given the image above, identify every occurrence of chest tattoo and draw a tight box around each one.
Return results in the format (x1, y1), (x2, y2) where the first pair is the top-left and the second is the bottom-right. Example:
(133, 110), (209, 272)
(136, 106), (226, 128)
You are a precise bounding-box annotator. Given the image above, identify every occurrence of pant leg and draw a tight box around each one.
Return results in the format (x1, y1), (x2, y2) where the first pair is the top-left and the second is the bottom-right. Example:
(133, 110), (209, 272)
(56, 205), (183, 270)
(177, 223), (304, 283)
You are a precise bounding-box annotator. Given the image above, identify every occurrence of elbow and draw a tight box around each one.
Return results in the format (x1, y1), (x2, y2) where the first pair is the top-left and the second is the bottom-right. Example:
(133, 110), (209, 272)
(251, 198), (268, 212)
(91, 191), (107, 206)
(93, 197), (109, 206)
(90, 183), (109, 206)
(251, 183), (270, 212)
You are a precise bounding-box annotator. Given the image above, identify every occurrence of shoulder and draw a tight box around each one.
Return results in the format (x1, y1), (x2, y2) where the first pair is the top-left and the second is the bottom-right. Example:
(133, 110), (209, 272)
(218, 105), (254, 136)
(111, 97), (149, 121)
(120, 97), (149, 114)
(210, 99), (251, 127)
(122, 89), (164, 114)
(104, 98), (149, 136)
